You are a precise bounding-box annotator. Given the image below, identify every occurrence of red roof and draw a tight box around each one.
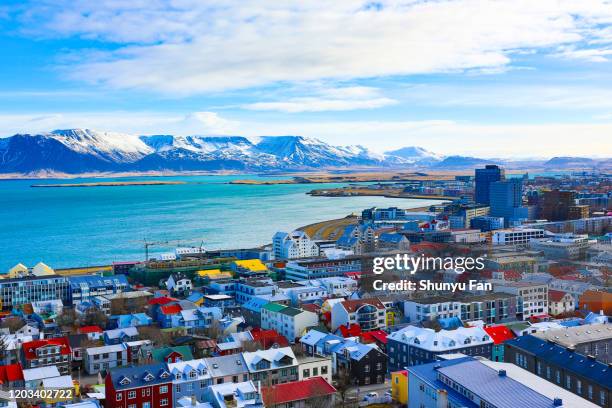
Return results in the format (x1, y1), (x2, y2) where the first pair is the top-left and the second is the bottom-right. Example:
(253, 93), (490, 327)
(148, 296), (177, 305)
(549, 290), (570, 302)
(483, 326), (515, 345)
(262, 377), (336, 405)
(361, 330), (388, 345)
(78, 325), (103, 334)
(301, 303), (320, 314)
(250, 328), (290, 349)
(22, 338), (71, 360)
(160, 304), (182, 315)
(0, 363), (23, 383)
(341, 298), (385, 313)
(338, 323), (362, 338)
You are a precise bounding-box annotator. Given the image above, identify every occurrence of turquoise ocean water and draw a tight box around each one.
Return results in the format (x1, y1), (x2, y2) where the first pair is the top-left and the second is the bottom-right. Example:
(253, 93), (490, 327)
(0, 175), (445, 271)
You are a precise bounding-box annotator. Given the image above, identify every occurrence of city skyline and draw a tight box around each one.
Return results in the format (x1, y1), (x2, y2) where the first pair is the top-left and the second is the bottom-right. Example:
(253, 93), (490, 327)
(1, 1), (612, 157)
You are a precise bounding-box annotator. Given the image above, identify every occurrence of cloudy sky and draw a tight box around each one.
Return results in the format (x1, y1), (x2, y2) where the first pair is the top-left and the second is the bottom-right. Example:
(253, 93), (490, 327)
(1, 0), (612, 157)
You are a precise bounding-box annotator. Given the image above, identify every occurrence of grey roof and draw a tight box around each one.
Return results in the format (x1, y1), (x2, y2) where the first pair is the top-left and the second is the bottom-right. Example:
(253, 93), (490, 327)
(534, 323), (612, 347)
(204, 354), (249, 378)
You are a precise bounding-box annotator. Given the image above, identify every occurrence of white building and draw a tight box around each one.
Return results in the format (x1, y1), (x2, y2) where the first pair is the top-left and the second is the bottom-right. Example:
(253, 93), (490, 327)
(494, 281), (548, 320)
(84, 344), (128, 374)
(261, 304), (319, 342)
(166, 273), (193, 296)
(273, 231), (320, 260)
(297, 355), (333, 384)
(492, 228), (546, 245)
(331, 298), (387, 331)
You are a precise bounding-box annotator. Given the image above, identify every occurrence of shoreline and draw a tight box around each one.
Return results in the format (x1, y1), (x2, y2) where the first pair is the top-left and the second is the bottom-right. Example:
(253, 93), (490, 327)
(31, 181), (187, 188)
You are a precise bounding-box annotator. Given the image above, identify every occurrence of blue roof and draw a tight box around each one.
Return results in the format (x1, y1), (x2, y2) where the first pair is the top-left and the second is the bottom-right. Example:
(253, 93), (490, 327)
(558, 319), (582, 327)
(438, 316), (463, 330)
(506, 335), (612, 389)
(68, 274), (129, 288)
(438, 359), (555, 408)
(110, 363), (171, 390)
(378, 233), (405, 243)
(112, 313), (152, 328)
(186, 292), (205, 302)
(408, 357), (475, 407)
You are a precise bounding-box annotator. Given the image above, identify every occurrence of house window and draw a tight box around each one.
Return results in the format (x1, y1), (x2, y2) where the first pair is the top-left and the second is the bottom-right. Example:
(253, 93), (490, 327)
(364, 365), (370, 373)
(588, 385), (593, 400)
(321, 366), (328, 375)
(303, 369), (310, 378)
(577, 380), (582, 395)
(160, 385), (168, 394)
(128, 405), (136, 408)
(160, 398), (169, 406)
(128, 391), (136, 399)
(116, 394), (122, 401)
(176, 384), (181, 393)
(313, 367), (318, 376)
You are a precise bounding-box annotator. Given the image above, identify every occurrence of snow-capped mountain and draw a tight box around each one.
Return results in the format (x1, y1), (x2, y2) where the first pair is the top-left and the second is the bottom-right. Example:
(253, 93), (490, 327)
(384, 146), (443, 164)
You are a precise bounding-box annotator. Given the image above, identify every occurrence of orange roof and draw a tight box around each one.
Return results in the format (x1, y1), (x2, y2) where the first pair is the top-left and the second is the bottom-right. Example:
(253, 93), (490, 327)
(262, 377), (336, 405)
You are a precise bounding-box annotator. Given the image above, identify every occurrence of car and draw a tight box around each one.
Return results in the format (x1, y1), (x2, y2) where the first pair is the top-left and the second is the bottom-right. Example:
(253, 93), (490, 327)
(363, 392), (378, 400)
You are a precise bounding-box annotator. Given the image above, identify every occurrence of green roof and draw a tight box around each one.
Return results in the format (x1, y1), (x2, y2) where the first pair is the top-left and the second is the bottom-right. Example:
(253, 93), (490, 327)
(262, 302), (287, 312)
(150, 345), (194, 363)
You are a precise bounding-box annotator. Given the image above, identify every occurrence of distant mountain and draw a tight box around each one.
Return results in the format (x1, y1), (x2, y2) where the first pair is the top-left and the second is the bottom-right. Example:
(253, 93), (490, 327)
(432, 155), (495, 169)
(385, 146), (442, 165)
(544, 156), (596, 168)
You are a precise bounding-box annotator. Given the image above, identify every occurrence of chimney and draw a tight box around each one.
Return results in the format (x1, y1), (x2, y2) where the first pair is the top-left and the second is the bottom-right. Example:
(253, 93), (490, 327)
(566, 346), (575, 352)
(436, 389), (448, 408)
(587, 355), (596, 360)
(553, 398), (563, 407)
(498, 369), (506, 377)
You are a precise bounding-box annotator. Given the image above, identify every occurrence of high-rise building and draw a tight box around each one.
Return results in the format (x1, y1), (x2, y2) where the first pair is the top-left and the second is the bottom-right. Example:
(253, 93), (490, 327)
(475, 165), (505, 205)
(539, 189), (576, 221)
(490, 179), (528, 227)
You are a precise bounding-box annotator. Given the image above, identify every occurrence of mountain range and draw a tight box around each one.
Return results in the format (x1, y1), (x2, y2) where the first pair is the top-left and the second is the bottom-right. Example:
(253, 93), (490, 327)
(0, 129), (608, 175)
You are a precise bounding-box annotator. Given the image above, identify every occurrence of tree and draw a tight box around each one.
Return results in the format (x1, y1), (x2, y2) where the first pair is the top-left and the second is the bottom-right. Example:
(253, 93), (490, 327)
(78, 309), (109, 328)
(138, 325), (172, 347)
(204, 320), (223, 341)
(290, 343), (305, 357)
(0, 316), (25, 332)
(56, 309), (78, 333)
(335, 367), (353, 407)
(0, 335), (9, 364)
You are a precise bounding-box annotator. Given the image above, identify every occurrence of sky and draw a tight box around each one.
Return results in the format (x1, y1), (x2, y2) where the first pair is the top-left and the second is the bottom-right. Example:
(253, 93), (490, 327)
(1, 0), (612, 157)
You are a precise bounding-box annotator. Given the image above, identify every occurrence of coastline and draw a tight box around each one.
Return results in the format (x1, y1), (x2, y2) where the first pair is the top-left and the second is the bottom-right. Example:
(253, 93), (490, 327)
(31, 181), (187, 188)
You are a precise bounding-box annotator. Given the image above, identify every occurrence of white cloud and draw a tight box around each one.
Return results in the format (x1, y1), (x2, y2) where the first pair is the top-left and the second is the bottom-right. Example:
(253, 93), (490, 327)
(1, 111), (611, 158)
(12, 0), (612, 94)
(243, 86), (397, 112)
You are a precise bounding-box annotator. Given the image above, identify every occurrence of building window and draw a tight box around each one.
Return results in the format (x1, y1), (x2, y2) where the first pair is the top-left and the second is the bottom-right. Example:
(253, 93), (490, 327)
(176, 384), (181, 392)
(303, 369), (310, 378)
(116, 394), (122, 401)
(128, 405), (136, 408)
(588, 385), (593, 400)
(128, 391), (136, 399)
(160, 398), (169, 406)
(321, 366), (328, 375)
(160, 385), (168, 394)
(577, 380), (582, 395)
(566, 376), (571, 389)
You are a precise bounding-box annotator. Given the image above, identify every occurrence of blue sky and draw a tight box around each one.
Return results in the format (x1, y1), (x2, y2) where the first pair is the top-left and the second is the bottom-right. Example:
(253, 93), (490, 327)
(1, 0), (612, 157)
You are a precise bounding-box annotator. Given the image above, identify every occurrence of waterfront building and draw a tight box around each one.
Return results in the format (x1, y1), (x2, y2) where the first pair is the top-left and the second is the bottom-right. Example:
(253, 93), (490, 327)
(475, 164), (505, 205)
(387, 325), (493, 370)
(505, 335), (611, 407)
(272, 231), (320, 260)
(0, 275), (69, 310)
(68, 274), (130, 305)
(284, 256), (362, 280)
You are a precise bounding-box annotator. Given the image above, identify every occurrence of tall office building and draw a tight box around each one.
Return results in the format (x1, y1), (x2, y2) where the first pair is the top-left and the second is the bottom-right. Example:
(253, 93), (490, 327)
(490, 178), (528, 227)
(539, 189), (576, 221)
(475, 165), (505, 205)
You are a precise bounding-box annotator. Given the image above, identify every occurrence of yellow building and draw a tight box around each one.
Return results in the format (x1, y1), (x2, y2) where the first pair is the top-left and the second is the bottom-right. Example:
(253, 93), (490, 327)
(232, 259), (268, 273)
(32, 262), (55, 276)
(386, 309), (397, 327)
(391, 370), (408, 405)
(6, 263), (28, 278)
(196, 269), (233, 280)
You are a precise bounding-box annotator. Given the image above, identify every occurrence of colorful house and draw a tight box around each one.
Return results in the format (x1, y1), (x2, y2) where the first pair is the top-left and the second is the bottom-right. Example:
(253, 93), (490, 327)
(231, 259), (268, 277)
(150, 346), (194, 364)
(391, 370), (408, 405)
(483, 325), (515, 362)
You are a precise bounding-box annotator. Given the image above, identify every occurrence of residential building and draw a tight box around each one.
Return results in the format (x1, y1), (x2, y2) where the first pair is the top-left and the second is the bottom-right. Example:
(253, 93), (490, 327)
(304, 277), (358, 297)
(166, 273), (193, 297)
(483, 325), (515, 362)
(273, 231), (320, 260)
(336, 224), (376, 254)
(104, 363), (174, 408)
(505, 335), (611, 407)
(261, 303), (318, 342)
(387, 325), (493, 370)
(84, 344), (128, 375)
(475, 165), (505, 205)
(494, 281), (548, 320)
(296, 355), (332, 384)
(150, 346), (194, 364)
(167, 358), (213, 406)
(242, 347), (299, 385)
(205, 354), (250, 385)
(331, 298), (387, 331)
(262, 377), (336, 408)
(377, 232), (411, 251)
(203, 381), (262, 408)
(534, 324), (612, 364)
(406, 356), (599, 408)
(20, 337), (71, 375)
(234, 278), (277, 304)
(177, 307), (222, 333)
(548, 290), (575, 316)
(104, 327), (139, 345)
(391, 370), (408, 405)
(580, 290), (612, 315)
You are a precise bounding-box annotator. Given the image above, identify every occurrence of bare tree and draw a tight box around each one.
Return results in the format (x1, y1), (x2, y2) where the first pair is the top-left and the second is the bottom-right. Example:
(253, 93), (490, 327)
(290, 343), (305, 357)
(242, 340), (263, 352)
(204, 320), (223, 341)
(138, 325), (172, 347)
(0, 316), (26, 332)
(78, 309), (109, 328)
(56, 309), (78, 333)
(335, 367), (353, 407)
